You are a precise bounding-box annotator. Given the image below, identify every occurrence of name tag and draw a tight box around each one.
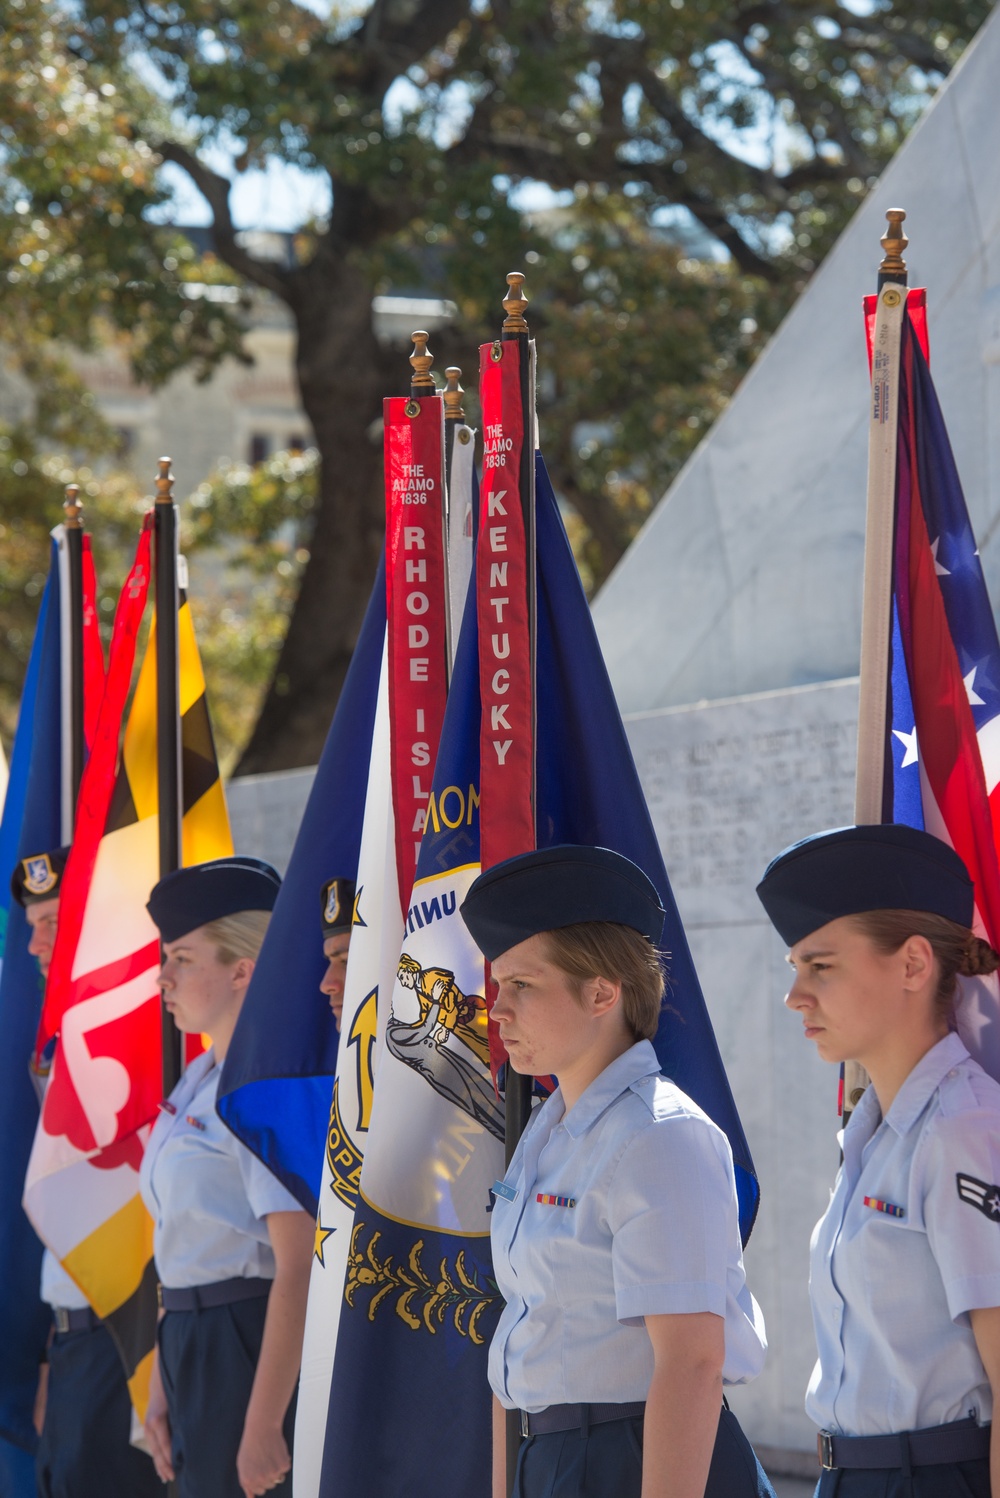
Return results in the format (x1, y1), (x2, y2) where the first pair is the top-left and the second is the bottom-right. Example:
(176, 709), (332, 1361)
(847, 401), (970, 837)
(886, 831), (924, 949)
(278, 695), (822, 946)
(863, 1195), (904, 1218)
(492, 1180), (518, 1203)
(536, 1193), (575, 1208)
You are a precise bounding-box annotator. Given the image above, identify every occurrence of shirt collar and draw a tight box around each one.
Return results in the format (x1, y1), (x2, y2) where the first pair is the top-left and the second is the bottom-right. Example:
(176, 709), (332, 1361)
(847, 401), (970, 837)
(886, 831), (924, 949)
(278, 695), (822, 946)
(561, 1039), (661, 1139)
(883, 1031), (969, 1135)
(841, 1032), (969, 1148)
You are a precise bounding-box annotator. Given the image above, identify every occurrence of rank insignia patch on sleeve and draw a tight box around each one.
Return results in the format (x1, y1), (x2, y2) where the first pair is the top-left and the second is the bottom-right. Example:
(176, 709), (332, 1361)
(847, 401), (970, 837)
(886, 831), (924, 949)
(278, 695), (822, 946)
(956, 1173), (1000, 1222)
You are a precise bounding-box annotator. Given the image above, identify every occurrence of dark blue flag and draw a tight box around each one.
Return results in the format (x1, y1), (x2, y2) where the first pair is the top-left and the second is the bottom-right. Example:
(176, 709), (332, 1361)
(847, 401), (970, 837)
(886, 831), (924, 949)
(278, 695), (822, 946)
(316, 455), (758, 1498)
(217, 560), (386, 1214)
(0, 543), (63, 1477)
(533, 460), (759, 1235)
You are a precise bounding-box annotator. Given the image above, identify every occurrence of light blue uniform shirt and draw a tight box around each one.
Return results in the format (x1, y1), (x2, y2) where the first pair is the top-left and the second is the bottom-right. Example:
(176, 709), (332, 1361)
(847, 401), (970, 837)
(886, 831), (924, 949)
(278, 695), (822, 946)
(139, 1049), (303, 1289)
(40, 1248), (89, 1311)
(807, 1032), (1000, 1435)
(489, 1040), (767, 1412)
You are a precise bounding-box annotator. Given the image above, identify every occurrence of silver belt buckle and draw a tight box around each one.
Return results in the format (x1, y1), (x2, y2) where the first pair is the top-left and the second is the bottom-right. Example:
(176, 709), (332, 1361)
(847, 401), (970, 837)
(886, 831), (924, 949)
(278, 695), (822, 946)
(519, 1410), (529, 1439)
(818, 1431), (835, 1470)
(53, 1307), (70, 1335)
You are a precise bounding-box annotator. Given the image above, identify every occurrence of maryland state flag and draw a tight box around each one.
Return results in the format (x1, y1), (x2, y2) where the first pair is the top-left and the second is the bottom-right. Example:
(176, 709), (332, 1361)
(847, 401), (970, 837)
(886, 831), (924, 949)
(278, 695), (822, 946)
(23, 521), (232, 1417)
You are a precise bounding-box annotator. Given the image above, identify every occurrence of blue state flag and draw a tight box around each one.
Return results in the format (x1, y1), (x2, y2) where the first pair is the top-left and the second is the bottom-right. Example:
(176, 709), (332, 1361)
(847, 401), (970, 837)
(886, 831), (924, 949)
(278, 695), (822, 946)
(217, 559), (386, 1214)
(533, 459), (759, 1235)
(0, 542), (64, 1479)
(316, 454), (758, 1498)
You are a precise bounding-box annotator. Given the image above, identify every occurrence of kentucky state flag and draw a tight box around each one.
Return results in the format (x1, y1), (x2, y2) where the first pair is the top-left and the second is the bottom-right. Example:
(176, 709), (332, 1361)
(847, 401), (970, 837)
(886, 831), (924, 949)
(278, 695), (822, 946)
(315, 454), (758, 1498)
(876, 293), (1000, 1079)
(217, 559), (386, 1215)
(25, 527), (232, 1420)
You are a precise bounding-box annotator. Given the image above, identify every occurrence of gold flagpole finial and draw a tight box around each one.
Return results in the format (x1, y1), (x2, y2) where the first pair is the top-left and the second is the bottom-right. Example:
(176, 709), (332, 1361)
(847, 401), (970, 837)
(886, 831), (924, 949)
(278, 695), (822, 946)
(409, 331), (436, 396)
(502, 272), (529, 333)
(879, 209), (908, 281)
(155, 457), (175, 505)
(63, 483), (83, 528)
(443, 367), (465, 422)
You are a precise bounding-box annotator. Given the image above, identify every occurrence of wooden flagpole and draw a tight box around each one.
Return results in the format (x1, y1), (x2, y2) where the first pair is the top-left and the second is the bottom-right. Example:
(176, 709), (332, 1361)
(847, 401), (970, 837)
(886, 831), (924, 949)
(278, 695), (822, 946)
(409, 332), (454, 680)
(848, 208), (909, 1121)
(443, 366), (475, 673)
(498, 270), (538, 1495)
(443, 365), (464, 483)
(62, 484), (86, 827)
(500, 272), (536, 1169)
(154, 457), (184, 1095)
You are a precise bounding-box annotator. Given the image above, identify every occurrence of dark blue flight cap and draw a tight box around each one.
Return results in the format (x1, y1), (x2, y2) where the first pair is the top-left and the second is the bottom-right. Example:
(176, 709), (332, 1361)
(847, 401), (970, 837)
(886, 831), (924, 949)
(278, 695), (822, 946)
(460, 845), (665, 961)
(11, 846), (70, 907)
(756, 824), (975, 948)
(320, 877), (356, 937)
(147, 857), (281, 944)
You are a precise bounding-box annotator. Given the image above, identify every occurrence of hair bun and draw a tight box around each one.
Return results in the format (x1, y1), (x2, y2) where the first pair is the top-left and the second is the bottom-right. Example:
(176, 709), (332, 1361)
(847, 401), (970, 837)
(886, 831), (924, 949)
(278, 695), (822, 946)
(960, 935), (1000, 978)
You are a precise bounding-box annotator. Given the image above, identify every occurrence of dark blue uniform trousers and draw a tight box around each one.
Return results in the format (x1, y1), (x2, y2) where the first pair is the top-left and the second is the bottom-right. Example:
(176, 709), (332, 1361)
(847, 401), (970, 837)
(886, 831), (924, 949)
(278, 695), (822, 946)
(159, 1297), (294, 1498)
(513, 1404), (776, 1497)
(36, 1324), (162, 1498)
(814, 1461), (991, 1497)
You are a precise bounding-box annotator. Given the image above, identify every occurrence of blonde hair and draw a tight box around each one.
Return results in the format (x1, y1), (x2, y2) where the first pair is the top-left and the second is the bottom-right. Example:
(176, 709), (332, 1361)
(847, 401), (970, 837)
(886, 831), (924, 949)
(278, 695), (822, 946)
(539, 923), (665, 1041)
(200, 910), (271, 966)
(850, 909), (1000, 1026)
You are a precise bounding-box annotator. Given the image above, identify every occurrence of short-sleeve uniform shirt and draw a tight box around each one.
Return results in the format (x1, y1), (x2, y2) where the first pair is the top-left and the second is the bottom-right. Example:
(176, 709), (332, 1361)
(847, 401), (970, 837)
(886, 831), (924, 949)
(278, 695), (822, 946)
(489, 1040), (767, 1412)
(139, 1049), (303, 1289)
(807, 1032), (1000, 1435)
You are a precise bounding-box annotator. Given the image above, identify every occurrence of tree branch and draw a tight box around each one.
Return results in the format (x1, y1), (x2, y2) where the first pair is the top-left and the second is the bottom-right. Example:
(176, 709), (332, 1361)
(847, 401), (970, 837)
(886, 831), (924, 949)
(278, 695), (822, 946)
(153, 139), (291, 298)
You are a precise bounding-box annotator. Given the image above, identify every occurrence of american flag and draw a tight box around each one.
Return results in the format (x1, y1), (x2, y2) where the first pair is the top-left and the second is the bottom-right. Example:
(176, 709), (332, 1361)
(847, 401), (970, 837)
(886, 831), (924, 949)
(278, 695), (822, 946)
(872, 290), (1000, 1077)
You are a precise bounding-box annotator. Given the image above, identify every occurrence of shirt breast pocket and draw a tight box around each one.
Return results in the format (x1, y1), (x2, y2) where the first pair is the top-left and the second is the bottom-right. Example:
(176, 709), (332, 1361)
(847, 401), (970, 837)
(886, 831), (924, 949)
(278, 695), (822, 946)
(853, 1210), (930, 1317)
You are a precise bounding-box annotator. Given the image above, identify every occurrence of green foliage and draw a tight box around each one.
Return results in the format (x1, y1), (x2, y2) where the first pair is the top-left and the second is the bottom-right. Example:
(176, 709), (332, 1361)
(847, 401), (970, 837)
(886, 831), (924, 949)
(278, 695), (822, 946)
(183, 448), (318, 771)
(0, 0), (992, 765)
(0, 362), (147, 744)
(0, 439), (317, 769)
(0, 0), (249, 381)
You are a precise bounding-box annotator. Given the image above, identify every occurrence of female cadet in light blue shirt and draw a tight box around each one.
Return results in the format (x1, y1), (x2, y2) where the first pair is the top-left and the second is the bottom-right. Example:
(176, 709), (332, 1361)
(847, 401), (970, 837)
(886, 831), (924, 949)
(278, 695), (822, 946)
(460, 844), (775, 1498)
(758, 823), (1000, 1498)
(139, 859), (313, 1498)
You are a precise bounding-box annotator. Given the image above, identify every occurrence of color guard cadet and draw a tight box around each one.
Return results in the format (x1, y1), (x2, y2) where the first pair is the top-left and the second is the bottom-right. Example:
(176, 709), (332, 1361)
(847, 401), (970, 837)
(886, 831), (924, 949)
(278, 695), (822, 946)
(758, 824), (1000, 1497)
(140, 857), (313, 1498)
(460, 844), (775, 1498)
(318, 876), (355, 1032)
(12, 847), (161, 1498)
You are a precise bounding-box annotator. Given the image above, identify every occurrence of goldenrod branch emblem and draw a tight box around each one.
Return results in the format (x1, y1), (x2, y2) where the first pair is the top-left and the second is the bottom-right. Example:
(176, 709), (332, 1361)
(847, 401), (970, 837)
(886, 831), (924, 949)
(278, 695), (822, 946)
(345, 1221), (499, 1345)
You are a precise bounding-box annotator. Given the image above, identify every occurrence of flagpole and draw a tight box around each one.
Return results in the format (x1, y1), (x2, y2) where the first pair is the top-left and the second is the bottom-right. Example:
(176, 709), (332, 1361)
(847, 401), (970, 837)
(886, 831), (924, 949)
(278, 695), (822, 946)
(443, 365), (464, 488)
(409, 331), (456, 690)
(408, 329), (435, 404)
(154, 457), (184, 1095)
(499, 273), (537, 1165)
(500, 272), (537, 1494)
(848, 208), (909, 1122)
(62, 484), (86, 822)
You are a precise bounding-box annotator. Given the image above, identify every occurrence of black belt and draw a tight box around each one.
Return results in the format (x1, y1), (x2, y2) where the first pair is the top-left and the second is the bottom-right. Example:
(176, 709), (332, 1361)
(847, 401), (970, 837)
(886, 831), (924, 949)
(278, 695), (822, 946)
(159, 1276), (272, 1312)
(519, 1402), (646, 1439)
(52, 1306), (101, 1334)
(818, 1417), (991, 1470)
